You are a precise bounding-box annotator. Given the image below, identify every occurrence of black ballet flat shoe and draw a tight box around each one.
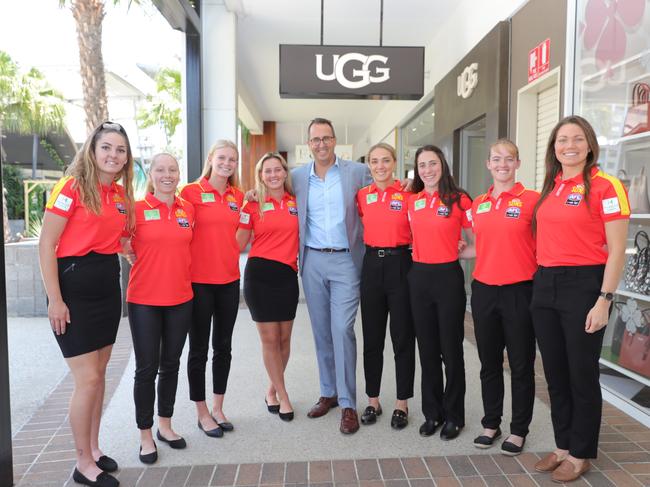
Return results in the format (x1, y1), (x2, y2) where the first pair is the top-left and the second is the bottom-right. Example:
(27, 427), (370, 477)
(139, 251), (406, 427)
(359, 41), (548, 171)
(212, 416), (234, 432)
(360, 405), (382, 425)
(501, 436), (526, 456)
(473, 427), (501, 449)
(72, 467), (119, 487)
(156, 429), (187, 449)
(419, 419), (442, 437)
(95, 455), (118, 472)
(198, 420), (223, 438)
(390, 409), (408, 430)
(279, 410), (294, 422)
(265, 397), (280, 414)
(440, 421), (463, 441)
(139, 444), (158, 465)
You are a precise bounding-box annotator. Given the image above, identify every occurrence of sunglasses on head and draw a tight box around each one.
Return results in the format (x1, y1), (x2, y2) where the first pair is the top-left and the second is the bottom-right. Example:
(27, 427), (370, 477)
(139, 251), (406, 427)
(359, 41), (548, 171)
(102, 121), (126, 133)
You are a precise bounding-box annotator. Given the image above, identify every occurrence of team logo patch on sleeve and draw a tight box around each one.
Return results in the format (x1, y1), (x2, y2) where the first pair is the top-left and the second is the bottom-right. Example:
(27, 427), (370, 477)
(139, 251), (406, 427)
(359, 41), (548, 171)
(602, 196), (621, 214)
(465, 209), (473, 222)
(239, 212), (250, 224)
(53, 194), (73, 212)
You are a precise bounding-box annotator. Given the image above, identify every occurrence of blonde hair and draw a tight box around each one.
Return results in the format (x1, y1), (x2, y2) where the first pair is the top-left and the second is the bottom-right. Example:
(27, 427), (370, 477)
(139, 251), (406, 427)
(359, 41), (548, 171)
(488, 138), (520, 160)
(199, 140), (240, 188)
(254, 152), (293, 219)
(66, 121), (135, 231)
(367, 142), (397, 163)
(145, 153), (179, 194)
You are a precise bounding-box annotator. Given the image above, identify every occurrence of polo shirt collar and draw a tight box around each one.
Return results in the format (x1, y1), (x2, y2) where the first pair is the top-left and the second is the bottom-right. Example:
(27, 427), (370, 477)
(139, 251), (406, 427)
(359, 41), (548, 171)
(265, 191), (293, 203)
(199, 176), (233, 195)
(554, 166), (598, 185)
(367, 180), (401, 194)
(144, 192), (184, 209)
(484, 182), (526, 200)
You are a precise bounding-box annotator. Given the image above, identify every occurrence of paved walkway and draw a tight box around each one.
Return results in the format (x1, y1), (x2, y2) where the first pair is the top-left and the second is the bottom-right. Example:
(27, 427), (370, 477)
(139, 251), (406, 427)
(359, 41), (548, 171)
(9, 301), (650, 487)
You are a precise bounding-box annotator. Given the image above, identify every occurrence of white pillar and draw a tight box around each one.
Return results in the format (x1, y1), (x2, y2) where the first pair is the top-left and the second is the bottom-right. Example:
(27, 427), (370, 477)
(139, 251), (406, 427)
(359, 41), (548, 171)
(201, 0), (238, 158)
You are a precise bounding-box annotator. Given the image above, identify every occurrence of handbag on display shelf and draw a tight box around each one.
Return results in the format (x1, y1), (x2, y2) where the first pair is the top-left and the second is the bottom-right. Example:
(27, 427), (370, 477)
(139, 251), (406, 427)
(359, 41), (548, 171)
(628, 166), (650, 214)
(618, 169), (630, 190)
(625, 231), (650, 295)
(623, 82), (650, 136)
(618, 307), (650, 377)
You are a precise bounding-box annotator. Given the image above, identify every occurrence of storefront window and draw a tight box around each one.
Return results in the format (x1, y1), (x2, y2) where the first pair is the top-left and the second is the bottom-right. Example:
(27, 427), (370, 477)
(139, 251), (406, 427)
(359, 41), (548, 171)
(399, 101), (434, 179)
(573, 0), (650, 412)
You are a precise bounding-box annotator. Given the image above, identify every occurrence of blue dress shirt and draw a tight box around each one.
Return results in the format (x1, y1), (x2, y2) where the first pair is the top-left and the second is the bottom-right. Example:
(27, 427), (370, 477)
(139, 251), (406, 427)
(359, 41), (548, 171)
(305, 158), (350, 250)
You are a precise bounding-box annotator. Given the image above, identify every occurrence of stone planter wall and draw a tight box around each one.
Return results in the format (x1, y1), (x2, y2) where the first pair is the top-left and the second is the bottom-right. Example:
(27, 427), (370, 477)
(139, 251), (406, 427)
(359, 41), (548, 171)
(5, 240), (47, 316)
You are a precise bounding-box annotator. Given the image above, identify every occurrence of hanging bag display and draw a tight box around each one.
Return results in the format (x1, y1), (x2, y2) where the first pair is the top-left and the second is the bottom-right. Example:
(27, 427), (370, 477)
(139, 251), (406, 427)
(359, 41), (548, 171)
(623, 82), (650, 136)
(628, 166), (650, 214)
(625, 231), (650, 295)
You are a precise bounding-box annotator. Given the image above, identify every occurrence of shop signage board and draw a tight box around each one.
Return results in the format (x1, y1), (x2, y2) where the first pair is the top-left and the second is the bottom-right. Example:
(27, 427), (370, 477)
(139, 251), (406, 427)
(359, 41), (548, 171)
(528, 38), (550, 83)
(457, 62), (478, 99)
(279, 45), (424, 100)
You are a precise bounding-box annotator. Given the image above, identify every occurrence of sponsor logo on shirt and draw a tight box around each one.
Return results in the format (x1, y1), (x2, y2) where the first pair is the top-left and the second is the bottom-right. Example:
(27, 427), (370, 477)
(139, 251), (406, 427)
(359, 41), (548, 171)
(571, 184), (585, 194)
(201, 192), (215, 203)
(391, 193), (404, 201)
(53, 194), (73, 212)
(175, 208), (188, 218)
(505, 207), (521, 219)
(366, 193), (378, 204)
(476, 201), (492, 214)
(144, 209), (160, 221)
(390, 200), (403, 211)
(507, 198), (522, 207)
(226, 194), (237, 202)
(414, 198), (426, 211)
(437, 205), (449, 217)
(565, 193), (583, 206)
(262, 202), (275, 212)
(602, 196), (621, 214)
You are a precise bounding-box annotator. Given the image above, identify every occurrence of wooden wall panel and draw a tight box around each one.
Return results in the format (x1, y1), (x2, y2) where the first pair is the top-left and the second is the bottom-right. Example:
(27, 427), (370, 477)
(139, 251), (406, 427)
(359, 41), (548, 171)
(240, 121), (276, 191)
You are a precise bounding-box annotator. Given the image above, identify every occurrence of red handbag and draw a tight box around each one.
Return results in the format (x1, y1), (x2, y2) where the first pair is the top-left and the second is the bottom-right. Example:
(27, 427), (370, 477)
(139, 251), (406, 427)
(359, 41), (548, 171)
(619, 329), (650, 377)
(623, 83), (650, 136)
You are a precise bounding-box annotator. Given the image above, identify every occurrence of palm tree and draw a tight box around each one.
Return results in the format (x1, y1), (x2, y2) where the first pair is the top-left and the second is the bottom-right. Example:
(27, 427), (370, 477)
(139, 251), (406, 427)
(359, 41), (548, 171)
(59, 0), (137, 134)
(0, 51), (66, 240)
(137, 67), (182, 149)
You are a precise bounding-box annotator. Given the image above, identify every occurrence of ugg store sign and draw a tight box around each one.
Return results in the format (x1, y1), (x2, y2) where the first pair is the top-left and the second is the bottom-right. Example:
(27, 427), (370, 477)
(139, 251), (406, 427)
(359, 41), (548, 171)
(279, 45), (424, 100)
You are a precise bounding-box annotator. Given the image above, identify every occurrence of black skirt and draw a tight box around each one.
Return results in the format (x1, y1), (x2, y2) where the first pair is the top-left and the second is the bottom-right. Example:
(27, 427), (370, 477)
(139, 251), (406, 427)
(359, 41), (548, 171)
(244, 257), (298, 322)
(55, 252), (122, 358)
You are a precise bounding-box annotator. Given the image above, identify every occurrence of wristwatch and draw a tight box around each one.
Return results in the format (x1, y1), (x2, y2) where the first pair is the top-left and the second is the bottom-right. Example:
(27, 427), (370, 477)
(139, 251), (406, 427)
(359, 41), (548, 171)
(599, 291), (614, 301)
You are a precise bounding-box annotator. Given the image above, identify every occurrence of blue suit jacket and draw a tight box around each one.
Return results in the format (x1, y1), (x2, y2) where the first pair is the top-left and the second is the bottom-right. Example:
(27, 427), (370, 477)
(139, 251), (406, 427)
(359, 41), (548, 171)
(292, 157), (372, 275)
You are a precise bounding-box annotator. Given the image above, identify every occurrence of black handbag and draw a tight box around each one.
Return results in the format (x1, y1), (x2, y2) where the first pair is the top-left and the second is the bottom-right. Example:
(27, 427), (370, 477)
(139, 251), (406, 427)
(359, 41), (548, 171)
(625, 231), (650, 295)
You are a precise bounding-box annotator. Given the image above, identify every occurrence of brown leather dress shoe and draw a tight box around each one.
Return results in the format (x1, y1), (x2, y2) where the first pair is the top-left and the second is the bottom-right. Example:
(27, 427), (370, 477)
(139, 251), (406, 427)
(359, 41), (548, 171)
(340, 408), (360, 434)
(552, 459), (590, 483)
(534, 452), (564, 472)
(307, 396), (339, 418)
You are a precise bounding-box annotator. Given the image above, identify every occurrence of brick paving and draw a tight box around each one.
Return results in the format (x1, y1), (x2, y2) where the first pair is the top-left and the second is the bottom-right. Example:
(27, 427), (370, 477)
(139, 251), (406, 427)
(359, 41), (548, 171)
(10, 315), (650, 487)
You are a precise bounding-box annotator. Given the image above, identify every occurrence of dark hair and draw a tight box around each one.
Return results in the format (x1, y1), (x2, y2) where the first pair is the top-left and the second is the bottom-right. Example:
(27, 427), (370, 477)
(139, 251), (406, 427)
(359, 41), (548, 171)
(412, 144), (470, 217)
(307, 117), (336, 138)
(533, 115), (599, 229)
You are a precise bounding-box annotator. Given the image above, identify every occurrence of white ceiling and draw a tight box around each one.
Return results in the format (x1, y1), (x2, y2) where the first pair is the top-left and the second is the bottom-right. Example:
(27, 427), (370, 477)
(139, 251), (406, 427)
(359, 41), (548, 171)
(234, 0), (459, 154)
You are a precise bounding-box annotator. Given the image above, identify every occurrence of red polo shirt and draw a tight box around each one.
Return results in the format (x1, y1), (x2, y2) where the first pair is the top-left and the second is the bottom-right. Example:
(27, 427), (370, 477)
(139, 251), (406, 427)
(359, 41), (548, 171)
(471, 182), (539, 285)
(180, 177), (244, 284)
(408, 191), (472, 264)
(356, 181), (411, 247)
(126, 193), (195, 306)
(536, 167), (630, 266)
(45, 176), (127, 257)
(239, 192), (299, 271)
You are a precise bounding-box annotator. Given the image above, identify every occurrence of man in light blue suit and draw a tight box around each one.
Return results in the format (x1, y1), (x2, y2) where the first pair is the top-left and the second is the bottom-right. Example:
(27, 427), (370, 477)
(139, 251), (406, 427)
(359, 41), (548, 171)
(292, 118), (372, 434)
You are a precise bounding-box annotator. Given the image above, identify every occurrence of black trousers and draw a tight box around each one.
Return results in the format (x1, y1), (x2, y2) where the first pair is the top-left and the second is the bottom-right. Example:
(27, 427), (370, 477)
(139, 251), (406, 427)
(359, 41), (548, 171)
(408, 261), (466, 426)
(187, 280), (240, 401)
(360, 247), (415, 400)
(531, 265), (606, 459)
(471, 279), (536, 436)
(128, 300), (192, 430)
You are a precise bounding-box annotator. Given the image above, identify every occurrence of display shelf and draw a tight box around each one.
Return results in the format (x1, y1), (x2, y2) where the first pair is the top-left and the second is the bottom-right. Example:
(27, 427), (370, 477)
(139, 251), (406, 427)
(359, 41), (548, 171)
(631, 214), (650, 221)
(603, 131), (650, 148)
(600, 357), (650, 388)
(615, 288), (650, 303)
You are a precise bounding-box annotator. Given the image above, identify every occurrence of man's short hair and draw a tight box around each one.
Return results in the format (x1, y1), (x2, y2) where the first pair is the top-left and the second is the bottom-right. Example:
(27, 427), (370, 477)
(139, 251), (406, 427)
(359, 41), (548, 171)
(307, 117), (336, 138)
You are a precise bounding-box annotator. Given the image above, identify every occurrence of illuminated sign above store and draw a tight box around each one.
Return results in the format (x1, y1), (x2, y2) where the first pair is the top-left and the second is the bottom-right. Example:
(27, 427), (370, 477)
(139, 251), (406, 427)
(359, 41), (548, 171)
(528, 39), (551, 83)
(457, 63), (478, 99)
(279, 45), (424, 100)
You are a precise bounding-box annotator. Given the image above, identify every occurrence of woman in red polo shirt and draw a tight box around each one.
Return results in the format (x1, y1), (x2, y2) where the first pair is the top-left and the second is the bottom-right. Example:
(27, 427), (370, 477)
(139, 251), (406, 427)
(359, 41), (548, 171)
(126, 153), (194, 464)
(356, 143), (415, 430)
(407, 144), (472, 441)
(39, 121), (135, 487)
(460, 139), (538, 456)
(236, 152), (299, 422)
(180, 140), (244, 438)
(531, 116), (629, 482)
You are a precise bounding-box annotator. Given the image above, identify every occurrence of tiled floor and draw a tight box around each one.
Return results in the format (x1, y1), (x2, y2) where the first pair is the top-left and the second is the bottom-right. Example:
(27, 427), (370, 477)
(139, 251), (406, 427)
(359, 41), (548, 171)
(10, 315), (650, 487)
